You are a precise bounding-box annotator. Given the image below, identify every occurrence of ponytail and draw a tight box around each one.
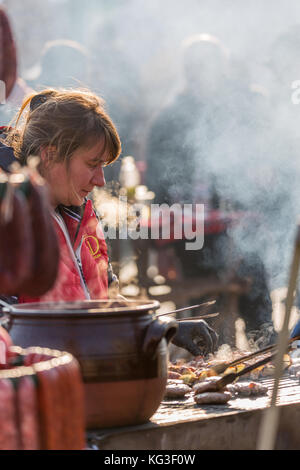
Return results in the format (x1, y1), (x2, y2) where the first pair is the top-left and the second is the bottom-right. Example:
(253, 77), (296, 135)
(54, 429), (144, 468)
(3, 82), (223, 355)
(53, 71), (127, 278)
(4, 92), (44, 151)
(14, 93), (36, 127)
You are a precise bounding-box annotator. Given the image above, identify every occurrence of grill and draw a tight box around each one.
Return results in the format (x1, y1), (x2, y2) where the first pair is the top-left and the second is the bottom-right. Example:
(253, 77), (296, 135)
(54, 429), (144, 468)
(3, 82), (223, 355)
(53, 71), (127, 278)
(87, 373), (300, 450)
(155, 374), (300, 422)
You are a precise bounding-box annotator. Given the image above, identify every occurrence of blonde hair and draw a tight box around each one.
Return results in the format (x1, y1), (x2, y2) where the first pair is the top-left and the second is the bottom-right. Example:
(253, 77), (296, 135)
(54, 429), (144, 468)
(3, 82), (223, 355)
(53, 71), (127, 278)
(6, 88), (122, 167)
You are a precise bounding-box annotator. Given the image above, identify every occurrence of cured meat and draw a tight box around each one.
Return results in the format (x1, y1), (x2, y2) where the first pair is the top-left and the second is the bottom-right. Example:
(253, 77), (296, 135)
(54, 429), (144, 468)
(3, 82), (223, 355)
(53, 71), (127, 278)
(52, 364), (70, 450)
(35, 353), (85, 450)
(17, 374), (40, 450)
(36, 366), (61, 450)
(0, 187), (33, 295)
(60, 359), (86, 450)
(19, 180), (59, 296)
(194, 391), (232, 404)
(0, 378), (19, 449)
(0, 348), (85, 450)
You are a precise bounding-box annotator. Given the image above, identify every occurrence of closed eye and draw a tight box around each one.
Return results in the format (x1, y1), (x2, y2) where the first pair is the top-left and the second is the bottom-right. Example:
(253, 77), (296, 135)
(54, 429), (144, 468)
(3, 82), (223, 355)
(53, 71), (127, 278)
(88, 160), (106, 169)
(88, 162), (99, 169)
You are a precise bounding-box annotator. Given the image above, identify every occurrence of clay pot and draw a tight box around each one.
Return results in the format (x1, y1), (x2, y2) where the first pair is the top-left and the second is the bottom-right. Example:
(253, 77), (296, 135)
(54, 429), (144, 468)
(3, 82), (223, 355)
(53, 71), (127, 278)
(0, 299), (177, 429)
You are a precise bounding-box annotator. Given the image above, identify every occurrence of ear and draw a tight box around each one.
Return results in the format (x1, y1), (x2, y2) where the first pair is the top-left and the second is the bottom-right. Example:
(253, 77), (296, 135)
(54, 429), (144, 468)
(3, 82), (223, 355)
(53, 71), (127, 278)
(40, 146), (57, 168)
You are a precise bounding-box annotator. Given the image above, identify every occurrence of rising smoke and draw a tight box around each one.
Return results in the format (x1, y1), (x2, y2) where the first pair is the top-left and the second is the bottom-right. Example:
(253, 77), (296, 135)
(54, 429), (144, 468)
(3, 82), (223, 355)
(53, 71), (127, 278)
(3, 0), (300, 290)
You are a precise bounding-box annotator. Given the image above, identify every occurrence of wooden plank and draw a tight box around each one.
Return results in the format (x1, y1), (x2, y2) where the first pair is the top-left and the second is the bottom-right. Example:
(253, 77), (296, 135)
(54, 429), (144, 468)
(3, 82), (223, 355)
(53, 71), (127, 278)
(87, 374), (300, 450)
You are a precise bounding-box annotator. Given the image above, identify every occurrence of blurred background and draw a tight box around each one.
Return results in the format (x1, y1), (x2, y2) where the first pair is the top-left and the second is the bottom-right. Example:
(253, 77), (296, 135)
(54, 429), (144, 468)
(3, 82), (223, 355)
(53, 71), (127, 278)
(2, 0), (300, 347)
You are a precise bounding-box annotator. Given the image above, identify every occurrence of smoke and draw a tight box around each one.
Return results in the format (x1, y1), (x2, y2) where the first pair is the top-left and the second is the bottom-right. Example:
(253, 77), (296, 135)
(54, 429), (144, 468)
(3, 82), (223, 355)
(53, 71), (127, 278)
(3, 0), (300, 290)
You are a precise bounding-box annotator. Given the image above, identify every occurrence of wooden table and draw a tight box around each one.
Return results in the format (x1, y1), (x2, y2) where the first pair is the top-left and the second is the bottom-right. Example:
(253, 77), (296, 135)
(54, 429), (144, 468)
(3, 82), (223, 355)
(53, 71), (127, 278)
(87, 373), (300, 450)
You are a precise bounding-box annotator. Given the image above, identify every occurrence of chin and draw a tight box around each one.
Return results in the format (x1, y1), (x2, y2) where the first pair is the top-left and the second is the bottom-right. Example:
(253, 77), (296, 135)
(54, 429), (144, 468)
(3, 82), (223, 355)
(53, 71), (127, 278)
(73, 197), (85, 207)
(63, 196), (84, 207)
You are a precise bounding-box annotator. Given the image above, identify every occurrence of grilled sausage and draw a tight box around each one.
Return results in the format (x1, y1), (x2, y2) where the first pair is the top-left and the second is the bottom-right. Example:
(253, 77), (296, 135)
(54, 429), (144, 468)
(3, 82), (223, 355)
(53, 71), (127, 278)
(194, 391), (232, 404)
(193, 376), (225, 394)
(164, 383), (191, 398)
(227, 381), (268, 397)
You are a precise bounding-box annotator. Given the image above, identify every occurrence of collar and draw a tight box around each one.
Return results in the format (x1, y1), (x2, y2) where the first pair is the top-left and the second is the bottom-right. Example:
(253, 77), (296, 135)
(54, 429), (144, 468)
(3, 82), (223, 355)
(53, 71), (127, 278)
(0, 140), (17, 173)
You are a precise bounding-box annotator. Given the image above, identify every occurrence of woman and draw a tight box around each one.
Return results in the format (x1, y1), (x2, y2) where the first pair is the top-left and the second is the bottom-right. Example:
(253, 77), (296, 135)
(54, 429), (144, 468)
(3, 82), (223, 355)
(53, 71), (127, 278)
(4, 88), (121, 303)
(1, 87), (218, 355)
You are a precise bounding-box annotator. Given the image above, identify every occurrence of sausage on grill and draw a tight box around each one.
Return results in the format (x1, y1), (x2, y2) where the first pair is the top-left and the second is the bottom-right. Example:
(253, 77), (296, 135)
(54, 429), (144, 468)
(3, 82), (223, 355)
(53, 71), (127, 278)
(227, 381), (268, 397)
(165, 383), (191, 398)
(194, 391), (232, 404)
(193, 376), (225, 394)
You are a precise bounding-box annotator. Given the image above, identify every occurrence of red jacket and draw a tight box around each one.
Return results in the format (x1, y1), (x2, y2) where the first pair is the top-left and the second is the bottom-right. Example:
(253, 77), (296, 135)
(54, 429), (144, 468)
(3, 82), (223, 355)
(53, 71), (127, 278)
(19, 199), (109, 303)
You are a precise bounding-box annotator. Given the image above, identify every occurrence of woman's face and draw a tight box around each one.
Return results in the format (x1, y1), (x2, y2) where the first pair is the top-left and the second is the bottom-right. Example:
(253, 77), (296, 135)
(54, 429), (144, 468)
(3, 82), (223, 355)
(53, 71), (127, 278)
(44, 137), (108, 207)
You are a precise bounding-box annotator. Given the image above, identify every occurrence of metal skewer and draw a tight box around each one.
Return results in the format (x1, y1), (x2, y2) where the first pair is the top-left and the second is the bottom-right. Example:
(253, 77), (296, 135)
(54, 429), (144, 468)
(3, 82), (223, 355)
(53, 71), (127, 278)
(157, 300), (216, 318)
(176, 312), (219, 321)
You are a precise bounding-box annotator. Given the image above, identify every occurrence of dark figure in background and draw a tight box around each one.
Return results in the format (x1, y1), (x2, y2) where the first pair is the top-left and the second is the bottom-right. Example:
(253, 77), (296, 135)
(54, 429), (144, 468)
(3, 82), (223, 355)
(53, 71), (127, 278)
(265, 25), (300, 292)
(27, 39), (91, 91)
(146, 34), (277, 348)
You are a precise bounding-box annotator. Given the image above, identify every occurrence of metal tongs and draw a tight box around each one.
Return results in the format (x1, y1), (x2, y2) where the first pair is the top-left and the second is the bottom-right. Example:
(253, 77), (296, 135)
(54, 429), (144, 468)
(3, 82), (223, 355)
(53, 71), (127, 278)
(212, 340), (296, 391)
(207, 334), (299, 376)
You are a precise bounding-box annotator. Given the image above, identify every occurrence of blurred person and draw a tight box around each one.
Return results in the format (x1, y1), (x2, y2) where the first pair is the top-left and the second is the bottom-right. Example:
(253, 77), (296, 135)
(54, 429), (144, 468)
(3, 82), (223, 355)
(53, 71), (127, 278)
(28, 39), (91, 90)
(146, 33), (277, 348)
(88, 18), (146, 183)
(0, 87), (218, 357)
(0, 7), (33, 124)
(264, 25), (300, 308)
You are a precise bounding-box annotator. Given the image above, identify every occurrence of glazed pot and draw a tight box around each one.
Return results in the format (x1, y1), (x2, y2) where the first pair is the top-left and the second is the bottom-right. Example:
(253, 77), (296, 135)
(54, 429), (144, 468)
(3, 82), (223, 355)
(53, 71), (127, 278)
(0, 299), (178, 429)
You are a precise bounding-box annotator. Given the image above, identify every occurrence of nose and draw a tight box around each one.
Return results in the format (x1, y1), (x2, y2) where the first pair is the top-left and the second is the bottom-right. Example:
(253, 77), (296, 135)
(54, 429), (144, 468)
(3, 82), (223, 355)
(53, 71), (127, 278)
(91, 166), (106, 188)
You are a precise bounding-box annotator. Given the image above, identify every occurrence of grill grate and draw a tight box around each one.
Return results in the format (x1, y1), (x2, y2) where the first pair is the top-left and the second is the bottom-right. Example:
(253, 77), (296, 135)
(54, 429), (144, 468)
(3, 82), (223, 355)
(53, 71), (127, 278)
(152, 372), (300, 425)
